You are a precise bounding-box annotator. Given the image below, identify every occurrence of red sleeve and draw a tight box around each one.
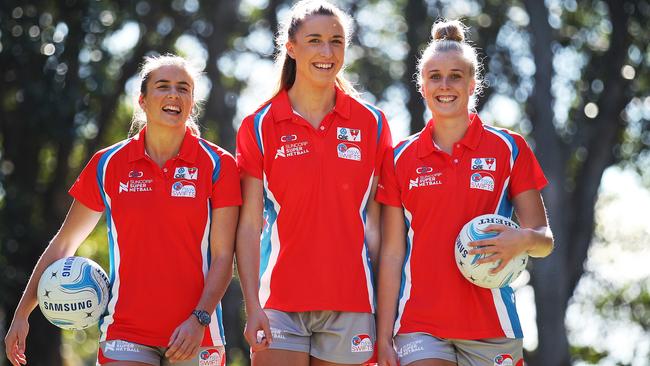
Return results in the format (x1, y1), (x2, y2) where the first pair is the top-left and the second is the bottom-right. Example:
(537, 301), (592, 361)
(236, 115), (264, 179)
(375, 111), (393, 174)
(376, 147), (402, 207)
(68, 152), (105, 212)
(211, 151), (242, 208)
(509, 134), (548, 199)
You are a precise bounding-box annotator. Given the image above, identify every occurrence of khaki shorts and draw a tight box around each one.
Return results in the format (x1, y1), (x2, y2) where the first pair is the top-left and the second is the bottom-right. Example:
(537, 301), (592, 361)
(98, 339), (225, 366)
(394, 332), (523, 366)
(262, 309), (376, 364)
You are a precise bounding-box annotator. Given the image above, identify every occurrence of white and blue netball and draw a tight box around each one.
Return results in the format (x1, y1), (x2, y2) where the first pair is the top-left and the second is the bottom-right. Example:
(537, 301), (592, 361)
(37, 256), (110, 330)
(454, 214), (528, 289)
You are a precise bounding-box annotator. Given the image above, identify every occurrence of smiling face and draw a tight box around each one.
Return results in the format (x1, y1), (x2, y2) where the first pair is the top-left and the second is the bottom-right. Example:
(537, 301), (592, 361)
(286, 14), (345, 88)
(420, 50), (476, 120)
(139, 65), (194, 130)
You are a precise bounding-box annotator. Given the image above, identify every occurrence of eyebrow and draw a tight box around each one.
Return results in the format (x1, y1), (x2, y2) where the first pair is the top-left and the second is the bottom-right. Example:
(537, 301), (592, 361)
(428, 69), (465, 73)
(154, 79), (192, 86)
(305, 33), (344, 39)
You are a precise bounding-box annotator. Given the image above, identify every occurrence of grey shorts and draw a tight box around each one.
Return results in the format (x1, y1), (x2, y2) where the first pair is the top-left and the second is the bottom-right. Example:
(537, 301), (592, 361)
(262, 309), (376, 364)
(98, 339), (225, 366)
(394, 332), (523, 366)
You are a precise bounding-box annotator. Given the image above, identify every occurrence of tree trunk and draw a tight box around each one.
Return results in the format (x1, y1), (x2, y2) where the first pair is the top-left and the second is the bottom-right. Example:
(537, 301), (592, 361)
(523, 1), (572, 364)
(404, 0), (429, 133)
(202, 1), (241, 152)
(524, 1), (632, 365)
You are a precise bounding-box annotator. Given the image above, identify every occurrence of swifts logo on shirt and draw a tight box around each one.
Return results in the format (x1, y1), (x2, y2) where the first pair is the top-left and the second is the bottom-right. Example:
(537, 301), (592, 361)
(337, 127), (361, 142)
(275, 135), (310, 159)
(409, 167), (442, 190)
(472, 157), (497, 171)
(171, 180), (196, 198)
(350, 334), (373, 353)
(337, 142), (361, 161)
(470, 172), (495, 192)
(119, 172), (153, 193)
(173, 166), (198, 180)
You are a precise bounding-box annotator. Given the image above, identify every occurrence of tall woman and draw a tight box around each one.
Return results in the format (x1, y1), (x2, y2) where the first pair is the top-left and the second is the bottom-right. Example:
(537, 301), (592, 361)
(236, 1), (392, 365)
(376, 20), (553, 366)
(4, 55), (240, 366)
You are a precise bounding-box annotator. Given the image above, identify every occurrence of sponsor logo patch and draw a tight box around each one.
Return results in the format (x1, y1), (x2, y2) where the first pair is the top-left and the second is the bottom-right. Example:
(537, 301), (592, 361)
(174, 167), (198, 180)
(472, 157), (497, 171)
(275, 146), (286, 159)
(171, 180), (196, 198)
(337, 142), (361, 161)
(128, 170), (143, 178)
(494, 353), (514, 366)
(275, 140), (310, 159)
(337, 127), (361, 142)
(104, 340), (139, 353)
(409, 171), (442, 190)
(199, 348), (223, 366)
(280, 134), (297, 142)
(397, 340), (425, 357)
(470, 172), (495, 191)
(270, 327), (287, 340)
(351, 334), (373, 353)
(119, 178), (153, 193)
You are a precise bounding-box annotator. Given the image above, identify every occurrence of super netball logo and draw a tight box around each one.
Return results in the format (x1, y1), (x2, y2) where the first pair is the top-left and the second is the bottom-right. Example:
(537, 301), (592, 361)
(275, 135), (310, 159)
(409, 167), (442, 190)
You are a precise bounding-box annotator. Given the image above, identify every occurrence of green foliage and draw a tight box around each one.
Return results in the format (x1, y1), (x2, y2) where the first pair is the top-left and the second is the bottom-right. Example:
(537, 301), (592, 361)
(593, 281), (650, 332)
(570, 345), (609, 364)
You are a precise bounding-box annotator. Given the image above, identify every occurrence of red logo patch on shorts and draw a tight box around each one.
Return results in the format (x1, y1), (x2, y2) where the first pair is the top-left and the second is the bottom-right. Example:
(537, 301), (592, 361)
(351, 334), (373, 353)
(494, 353), (514, 366)
(199, 348), (224, 366)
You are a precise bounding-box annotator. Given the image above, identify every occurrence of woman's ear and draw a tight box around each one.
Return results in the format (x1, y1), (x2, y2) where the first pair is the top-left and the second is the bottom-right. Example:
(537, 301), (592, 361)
(286, 41), (296, 60)
(138, 94), (146, 111)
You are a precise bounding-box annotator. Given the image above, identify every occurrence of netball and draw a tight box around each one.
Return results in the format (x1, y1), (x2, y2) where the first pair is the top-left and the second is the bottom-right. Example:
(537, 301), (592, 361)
(455, 214), (528, 289)
(37, 256), (110, 330)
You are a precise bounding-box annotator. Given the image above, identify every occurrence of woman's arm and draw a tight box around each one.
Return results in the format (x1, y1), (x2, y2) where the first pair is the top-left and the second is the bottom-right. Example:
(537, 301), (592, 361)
(235, 174), (272, 352)
(365, 176), (382, 275)
(376, 205), (406, 366)
(4, 200), (103, 366)
(166, 205), (239, 361)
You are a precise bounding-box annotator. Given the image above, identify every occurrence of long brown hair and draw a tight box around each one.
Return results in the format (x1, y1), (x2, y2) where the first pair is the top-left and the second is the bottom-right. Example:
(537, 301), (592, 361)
(272, 0), (358, 97)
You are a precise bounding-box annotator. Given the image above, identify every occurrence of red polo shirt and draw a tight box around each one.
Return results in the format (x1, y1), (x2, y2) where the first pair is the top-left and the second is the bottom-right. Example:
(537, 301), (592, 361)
(376, 115), (547, 339)
(236, 88), (392, 313)
(69, 127), (241, 347)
